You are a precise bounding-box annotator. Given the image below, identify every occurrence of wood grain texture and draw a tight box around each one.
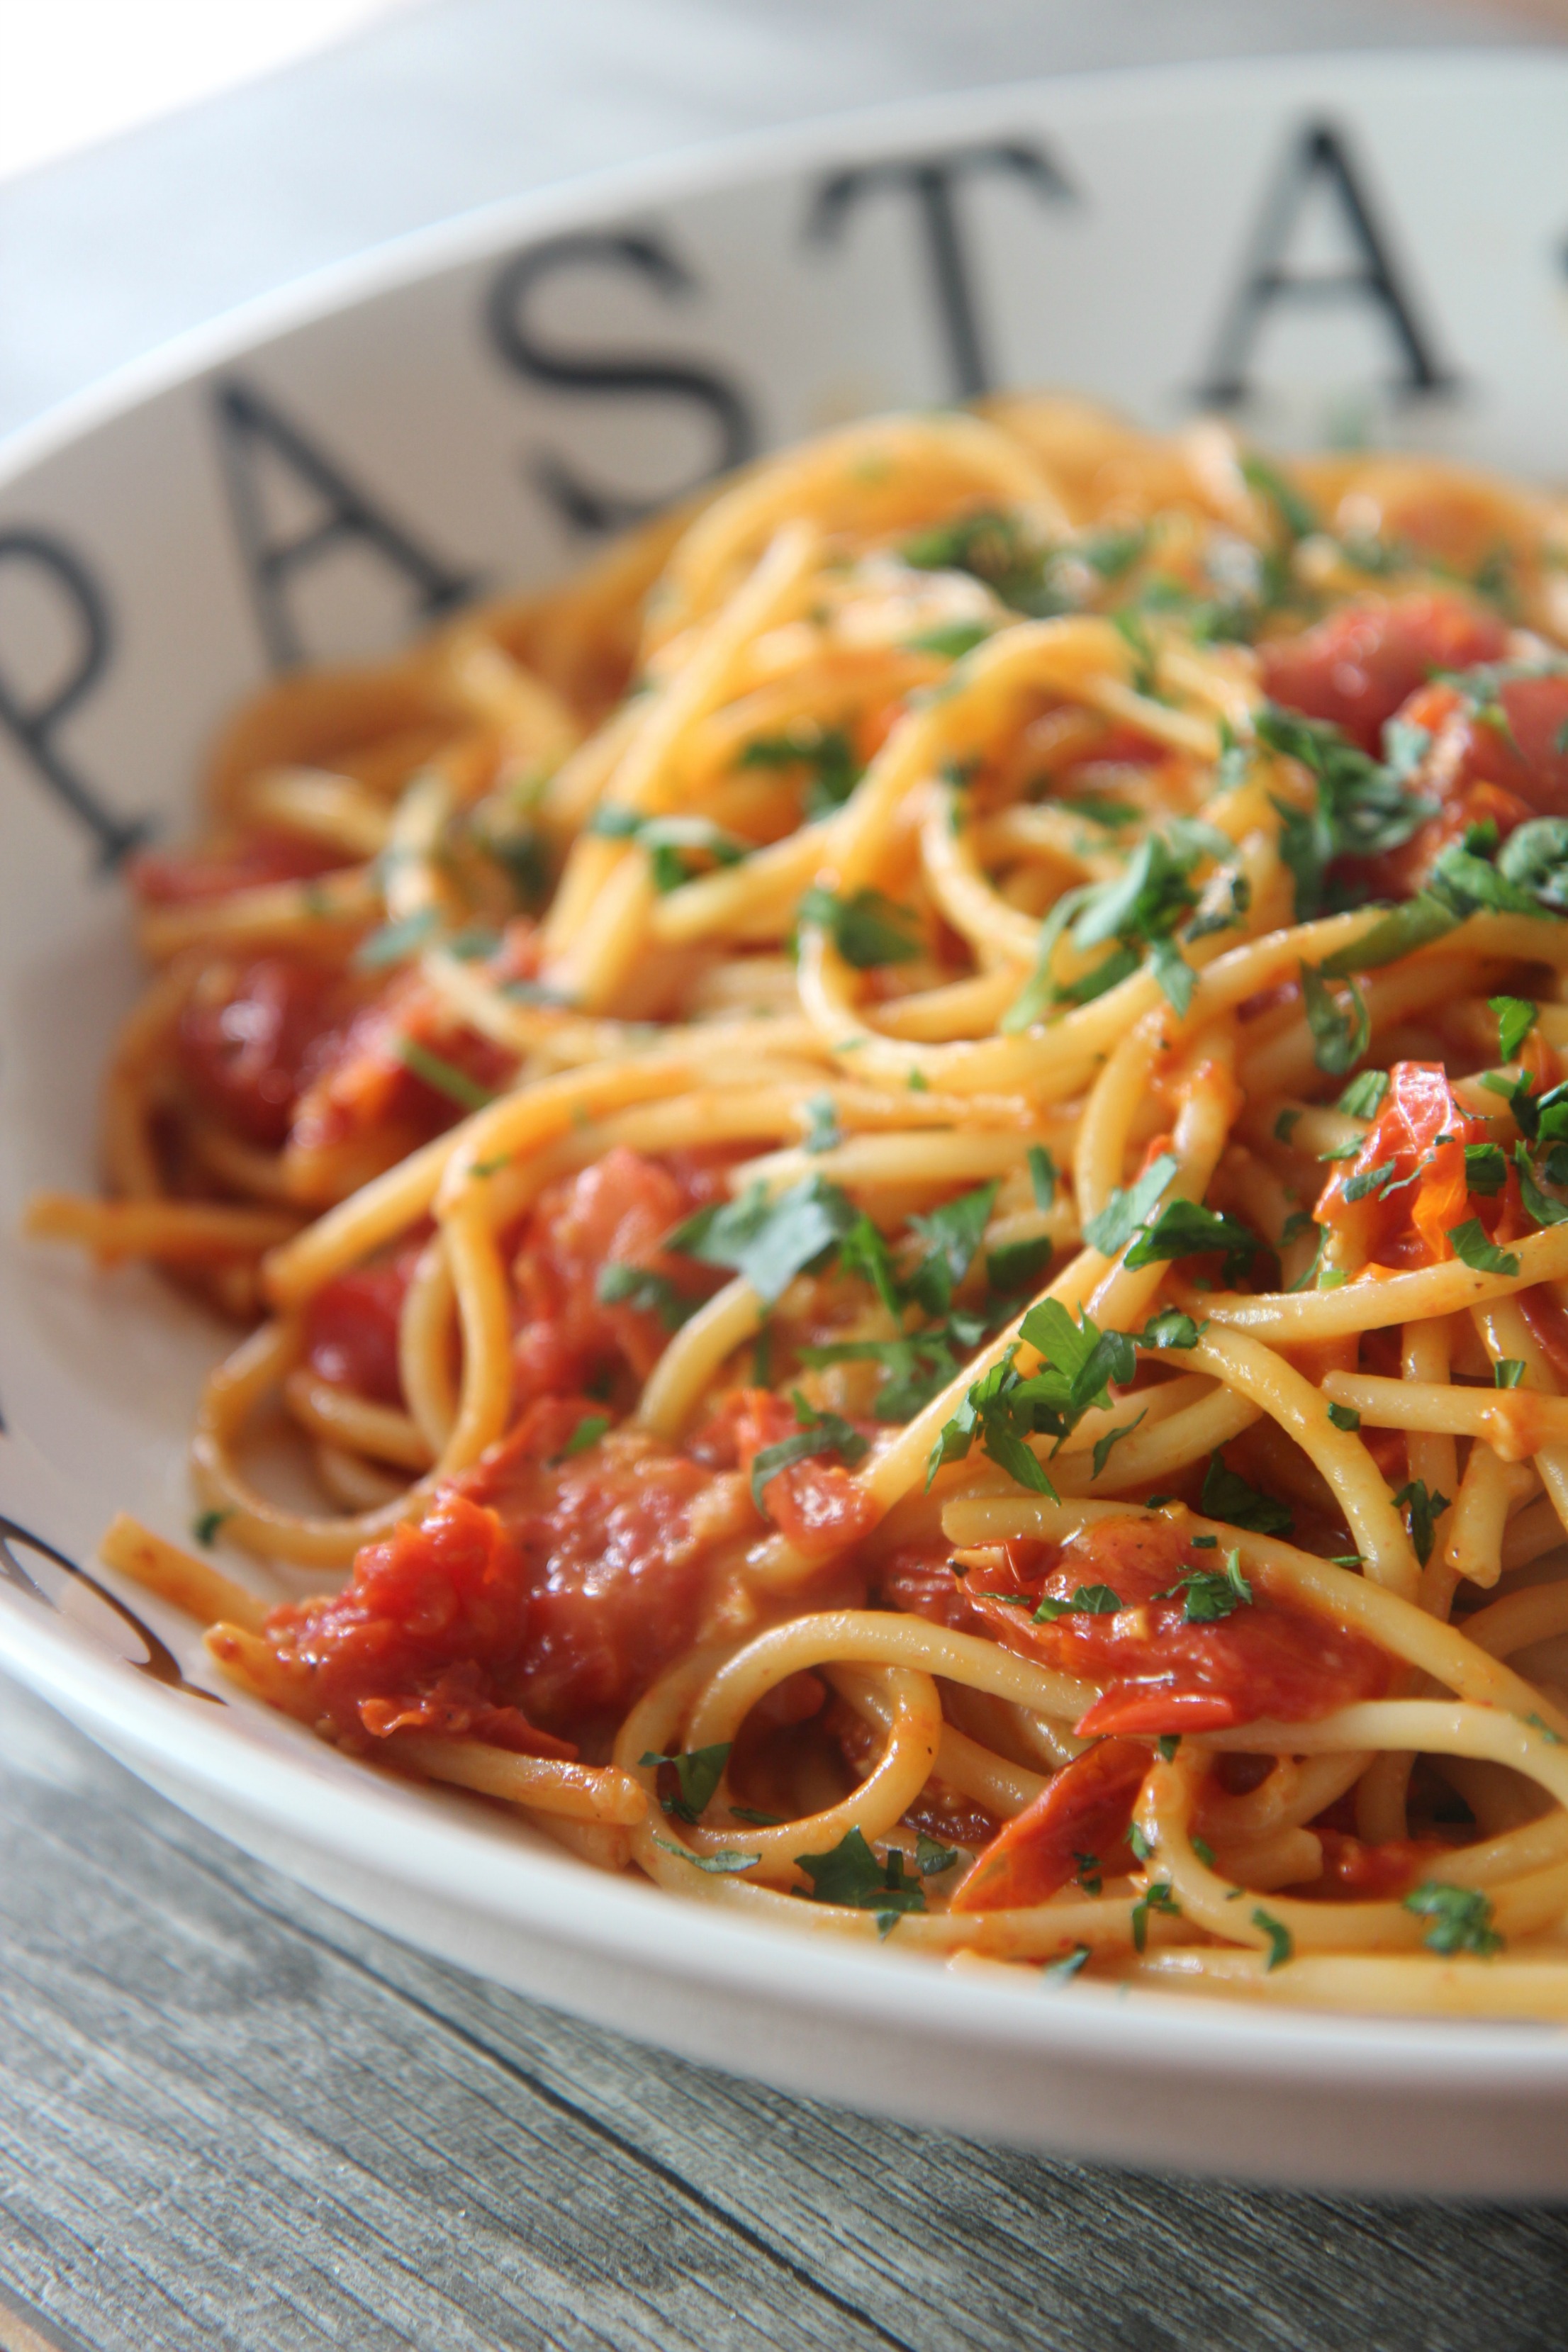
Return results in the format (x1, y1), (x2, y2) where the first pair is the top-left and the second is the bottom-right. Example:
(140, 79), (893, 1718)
(2, 1676), (1568, 2352)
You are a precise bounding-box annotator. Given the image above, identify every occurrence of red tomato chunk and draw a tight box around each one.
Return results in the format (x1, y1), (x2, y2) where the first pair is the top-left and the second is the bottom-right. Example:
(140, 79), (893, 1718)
(178, 956), (345, 1148)
(948, 1735), (1149, 1913)
(1315, 1061), (1521, 1273)
(1260, 592), (1506, 754)
(883, 1516), (1389, 1737)
(264, 1397), (741, 1753)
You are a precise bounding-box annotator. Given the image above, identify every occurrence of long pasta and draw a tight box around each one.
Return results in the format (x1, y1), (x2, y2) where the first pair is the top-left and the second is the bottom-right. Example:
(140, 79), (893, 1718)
(33, 395), (1568, 2013)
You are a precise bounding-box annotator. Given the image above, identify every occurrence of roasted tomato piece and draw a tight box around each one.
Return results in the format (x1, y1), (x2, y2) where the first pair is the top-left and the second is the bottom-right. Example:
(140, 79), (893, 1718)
(289, 973), (517, 1158)
(1314, 1060), (1519, 1273)
(131, 829), (347, 905)
(1370, 671), (1568, 895)
(264, 1402), (739, 1752)
(303, 1239), (425, 1403)
(948, 1737), (1148, 1912)
(712, 1388), (881, 1560)
(1260, 592), (1506, 755)
(177, 956), (345, 1147)
(883, 1517), (1389, 1737)
(1308, 1825), (1454, 1900)
(510, 1146), (734, 1409)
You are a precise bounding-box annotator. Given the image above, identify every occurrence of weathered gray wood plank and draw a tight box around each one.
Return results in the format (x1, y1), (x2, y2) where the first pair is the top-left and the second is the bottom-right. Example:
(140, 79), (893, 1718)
(3, 1676), (1568, 2352)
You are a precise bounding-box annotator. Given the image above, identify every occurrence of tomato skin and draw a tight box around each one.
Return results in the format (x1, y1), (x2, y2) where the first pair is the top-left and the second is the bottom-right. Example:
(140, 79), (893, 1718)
(1310, 1826), (1451, 1900)
(303, 1242), (422, 1402)
(1371, 671), (1568, 897)
(715, 1389), (881, 1560)
(948, 1737), (1149, 1912)
(267, 1400), (736, 1752)
(1315, 1061), (1521, 1273)
(510, 1147), (733, 1409)
(1260, 593), (1506, 755)
(883, 1517), (1389, 1737)
(289, 975), (517, 1158)
(178, 956), (344, 1146)
(130, 829), (346, 906)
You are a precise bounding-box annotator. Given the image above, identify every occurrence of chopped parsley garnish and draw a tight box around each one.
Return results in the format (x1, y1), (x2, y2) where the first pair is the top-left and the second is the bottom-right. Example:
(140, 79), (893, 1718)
(738, 723), (863, 817)
(1498, 815), (1568, 912)
(354, 907), (439, 968)
(1122, 1197), (1267, 1285)
(639, 1741), (732, 1824)
(652, 1837), (760, 1875)
(1082, 1152), (1179, 1258)
(1033, 1583), (1124, 1623)
(749, 1393), (869, 1513)
(1491, 995), (1538, 1062)
(668, 1173), (858, 1304)
(1326, 1401), (1361, 1432)
(1127, 1822), (1155, 1864)
(1156, 1735), (1182, 1764)
(191, 1508), (233, 1547)
(926, 1300), (1135, 1494)
(549, 1413), (610, 1464)
(1391, 1478), (1450, 1567)
(1201, 1452), (1294, 1538)
(1043, 1944), (1092, 1981)
(1404, 1881), (1503, 1957)
(1464, 1143), (1508, 1198)
(903, 619), (994, 661)
(1253, 1907), (1294, 1971)
(1240, 452), (1317, 543)
(595, 1262), (698, 1330)
(1256, 703), (1432, 917)
(1092, 1413), (1146, 1479)
(1448, 1219), (1519, 1277)
(1161, 1545), (1253, 1623)
(1131, 1881), (1181, 1954)
(1336, 1069), (1389, 1119)
(1073, 1852), (1103, 1896)
(1494, 1359), (1527, 1389)
(796, 1826), (927, 1935)
(1130, 1309), (1206, 1350)
(1026, 1145), (1057, 1209)
(395, 1038), (498, 1114)
(1300, 962), (1371, 1077)
(801, 1092), (843, 1153)
(798, 884), (922, 968)
(915, 1832), (960, 1877)
(985, 1234), (1055, 1296)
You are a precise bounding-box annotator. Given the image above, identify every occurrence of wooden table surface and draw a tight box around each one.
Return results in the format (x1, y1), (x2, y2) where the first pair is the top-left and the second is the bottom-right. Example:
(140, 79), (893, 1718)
(6, 5), (1568, 2344)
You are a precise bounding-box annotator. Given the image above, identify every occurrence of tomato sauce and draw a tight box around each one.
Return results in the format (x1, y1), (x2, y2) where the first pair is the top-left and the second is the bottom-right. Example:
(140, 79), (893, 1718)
(1370, 671), (1568, 895)
(1260, 592), (1506, 755)
(130, 829), (348, 905)
(1314, 1061), (1522, 1273)
(700, 1388), (881, 1560)
(178, 956), (347, 1148)
(303, 1240), (426, 1403)
(948, 1736), (1149, 1912)
(510, 1146), (735, 1410)
(882, 1516), (1389, 1737)
(264, 1396), (748, 1754)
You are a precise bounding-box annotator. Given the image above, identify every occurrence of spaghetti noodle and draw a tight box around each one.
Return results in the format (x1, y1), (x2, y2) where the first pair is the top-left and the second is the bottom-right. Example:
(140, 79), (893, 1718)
(36, 394), (1568, 2014)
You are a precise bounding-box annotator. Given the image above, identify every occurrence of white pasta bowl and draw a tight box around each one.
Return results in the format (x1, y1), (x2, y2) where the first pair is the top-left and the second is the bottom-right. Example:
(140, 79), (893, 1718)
(4, 49), (1568, 2193)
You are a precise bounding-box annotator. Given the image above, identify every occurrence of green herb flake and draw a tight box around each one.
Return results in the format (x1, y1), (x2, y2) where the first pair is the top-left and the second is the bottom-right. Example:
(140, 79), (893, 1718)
(1448, 1219), (1520, 1277)
(1494, 1358), (1527, 1389)
(668, 1173), (858, 1304)
(1391, 1478), (1450, 1568)
(749, 1392), (869, 1513)
(1130, 1881), (1181, 1954)
(801, 1092), (843, 1154)
(1026, 1144), (1057, 1210)
(550, 1413), (610, 1465)
(191, 1508), (233, 1547)
(354, 907), (439, 968)
(1326, 1401), (1361, 1432)
(798, 884), (922, 969)
(1082, 1151), (1180, 1258)
(1300, 962), (1371, 1077)
(639, 1741), (733, 1825)
(1336, 1069), (1390, 1119)
(395, 1038), (498, 1114)
(1162, 1545), (1253, 1624)
(1491, 995), (1538, 1063)
(1201, 1452), (1294, 1538)
(1253, 1907), (1294, 1971)
(1043, 1944), (1092, 1981)
(651, 1836), (760, 1876)
(1404, 1881), (1503, 1957)
(796, 1826), (927, 1935)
